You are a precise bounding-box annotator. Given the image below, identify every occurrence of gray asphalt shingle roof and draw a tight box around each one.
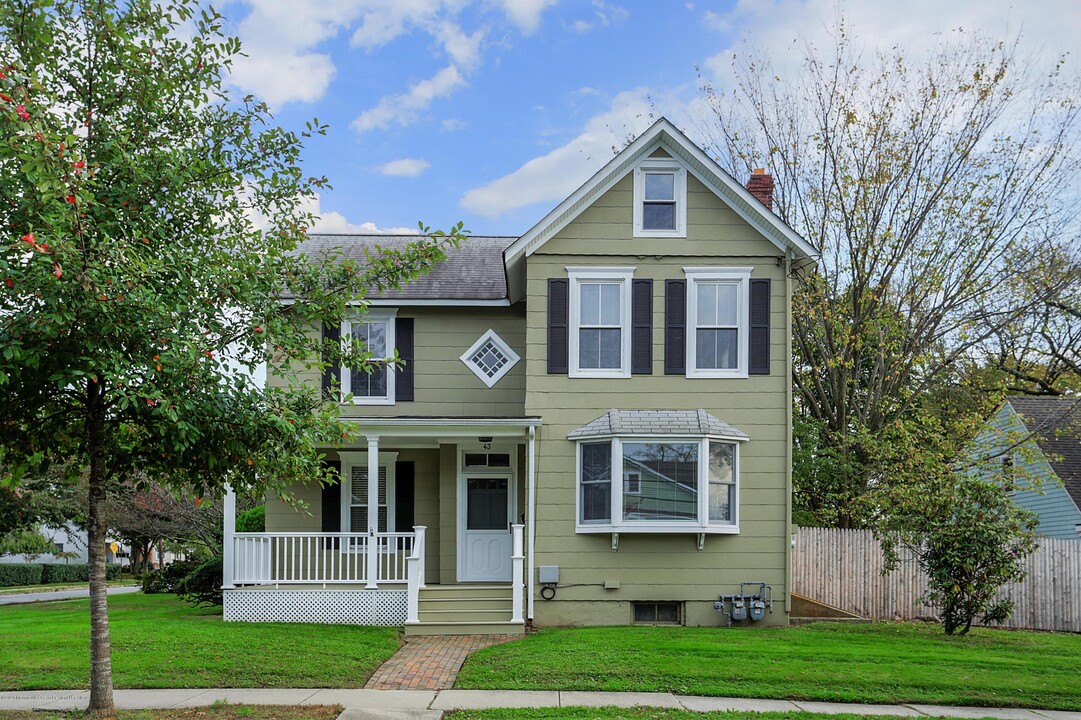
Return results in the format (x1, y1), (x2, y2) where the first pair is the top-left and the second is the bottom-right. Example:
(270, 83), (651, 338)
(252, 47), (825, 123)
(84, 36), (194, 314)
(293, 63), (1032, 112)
(567, 409), (749, 440)
(1008, 395), (1081, 508)
(294, 234), (515, 300)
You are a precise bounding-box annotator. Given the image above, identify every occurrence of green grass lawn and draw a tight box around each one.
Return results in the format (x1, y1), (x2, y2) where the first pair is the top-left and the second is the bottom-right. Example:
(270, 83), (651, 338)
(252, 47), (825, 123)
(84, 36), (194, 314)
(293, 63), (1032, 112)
(455, 622), (1081, 710)
(0, 706), (342, 720)
(0, 593), (400, 689)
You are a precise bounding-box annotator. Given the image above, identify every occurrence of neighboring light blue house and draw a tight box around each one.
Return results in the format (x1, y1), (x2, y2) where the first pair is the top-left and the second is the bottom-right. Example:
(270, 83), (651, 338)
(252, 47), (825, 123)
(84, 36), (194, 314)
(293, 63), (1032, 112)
(972, 396), (1081, 539)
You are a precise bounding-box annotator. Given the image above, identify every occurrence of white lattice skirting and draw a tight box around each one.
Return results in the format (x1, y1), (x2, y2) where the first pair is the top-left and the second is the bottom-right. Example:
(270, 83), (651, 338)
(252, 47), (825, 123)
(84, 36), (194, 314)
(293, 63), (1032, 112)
(223, 588), (407, 625)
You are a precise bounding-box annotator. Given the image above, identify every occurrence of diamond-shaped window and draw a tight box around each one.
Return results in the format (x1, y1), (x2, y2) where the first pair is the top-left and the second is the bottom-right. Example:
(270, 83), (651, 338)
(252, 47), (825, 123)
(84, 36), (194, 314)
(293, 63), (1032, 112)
(461, 330), (520, 388)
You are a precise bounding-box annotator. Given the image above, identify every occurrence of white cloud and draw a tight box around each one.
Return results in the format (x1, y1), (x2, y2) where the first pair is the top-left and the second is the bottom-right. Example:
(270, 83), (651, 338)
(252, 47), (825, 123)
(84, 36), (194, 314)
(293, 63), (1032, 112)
(229, 52), (337, 107)
(700, 0), (1081, 90)
(460, 89), (656, 218)
(498, 0), (558, 33)
(378, 158), (432, 177)
(435, 21), (486, 71)
(352, 65), (466, 132)
(246, 192), (418, 234)
(441, 118), (469, 132)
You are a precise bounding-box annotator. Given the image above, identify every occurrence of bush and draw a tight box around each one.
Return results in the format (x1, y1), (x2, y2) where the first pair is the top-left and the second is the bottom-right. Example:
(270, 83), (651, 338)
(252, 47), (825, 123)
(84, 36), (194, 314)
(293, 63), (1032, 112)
(236, 505), (265, 532)
(39, 564), (88, 583)
(0, 563), (43, 587)
(142, 557), (202, 594)
(37, 563), (121, 583)
(176, 555), (223, 606)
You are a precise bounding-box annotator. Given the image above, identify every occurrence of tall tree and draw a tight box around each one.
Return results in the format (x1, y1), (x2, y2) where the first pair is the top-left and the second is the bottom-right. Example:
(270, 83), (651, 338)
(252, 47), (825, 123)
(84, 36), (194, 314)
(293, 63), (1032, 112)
(699, 23), (1081, 526)
(0, 1), (460, 715)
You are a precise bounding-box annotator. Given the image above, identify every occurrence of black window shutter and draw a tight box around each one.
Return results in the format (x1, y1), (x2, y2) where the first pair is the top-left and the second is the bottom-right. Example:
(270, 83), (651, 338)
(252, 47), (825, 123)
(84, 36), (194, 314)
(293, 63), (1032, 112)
(547, 279), (569, 374)
(321, 460), (341, 548)
(396, 317), (414, 401)
(631, 279), (653, 375)
(321, 322), (341, 401)
(664, 280), (686, 375)
(394, 461), (415, 534)
(749, 278), (771, 375)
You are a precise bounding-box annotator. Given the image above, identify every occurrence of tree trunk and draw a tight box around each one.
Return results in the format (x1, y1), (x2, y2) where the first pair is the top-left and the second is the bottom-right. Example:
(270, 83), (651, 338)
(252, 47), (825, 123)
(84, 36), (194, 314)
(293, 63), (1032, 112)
(86, 381), (115, 718)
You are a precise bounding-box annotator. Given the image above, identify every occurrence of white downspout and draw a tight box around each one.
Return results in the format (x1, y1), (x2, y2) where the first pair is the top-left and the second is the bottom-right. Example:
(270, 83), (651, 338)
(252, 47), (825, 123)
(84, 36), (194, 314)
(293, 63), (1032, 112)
(527, 425), (537, 622)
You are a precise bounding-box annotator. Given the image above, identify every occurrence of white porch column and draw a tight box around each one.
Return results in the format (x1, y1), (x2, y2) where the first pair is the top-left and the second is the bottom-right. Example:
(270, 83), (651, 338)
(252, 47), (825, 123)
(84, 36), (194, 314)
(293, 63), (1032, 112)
(511, 523), (525, 623)
(414, 525), (427, 589)
(526, 425), (536, 621)
(366, 436), (380, 588)
(222, 483), (236, 589)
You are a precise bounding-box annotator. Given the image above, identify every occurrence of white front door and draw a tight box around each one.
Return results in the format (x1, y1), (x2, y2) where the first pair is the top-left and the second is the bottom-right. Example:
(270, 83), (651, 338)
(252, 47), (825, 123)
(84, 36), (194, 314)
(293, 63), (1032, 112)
(460, 476), (512, 582)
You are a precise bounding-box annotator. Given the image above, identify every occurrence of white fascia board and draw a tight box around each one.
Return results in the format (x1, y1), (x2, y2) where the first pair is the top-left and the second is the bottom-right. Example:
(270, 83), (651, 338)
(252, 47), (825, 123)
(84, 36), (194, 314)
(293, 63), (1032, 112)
(275, 298), (510, 307)
(504, 117), (819, 265)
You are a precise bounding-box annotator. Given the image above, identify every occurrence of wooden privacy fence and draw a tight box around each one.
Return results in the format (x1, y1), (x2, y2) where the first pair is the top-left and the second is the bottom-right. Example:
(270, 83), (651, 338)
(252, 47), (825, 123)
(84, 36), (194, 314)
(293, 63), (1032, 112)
(792, 526), (1081, 633)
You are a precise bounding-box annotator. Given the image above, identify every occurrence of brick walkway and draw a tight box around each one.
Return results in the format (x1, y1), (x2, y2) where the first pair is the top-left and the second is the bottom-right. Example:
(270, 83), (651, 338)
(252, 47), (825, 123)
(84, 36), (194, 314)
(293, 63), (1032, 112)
(364, 634), (522, 690)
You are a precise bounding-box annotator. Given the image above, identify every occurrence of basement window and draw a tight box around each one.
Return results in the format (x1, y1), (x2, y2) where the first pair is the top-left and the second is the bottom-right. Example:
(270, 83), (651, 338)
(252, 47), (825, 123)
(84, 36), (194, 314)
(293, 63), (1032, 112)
(633, 601), (683, 625)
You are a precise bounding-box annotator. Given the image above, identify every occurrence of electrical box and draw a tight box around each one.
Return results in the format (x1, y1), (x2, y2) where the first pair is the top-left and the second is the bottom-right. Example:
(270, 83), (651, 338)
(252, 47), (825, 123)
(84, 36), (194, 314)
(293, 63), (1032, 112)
(539, 565), (559, 584)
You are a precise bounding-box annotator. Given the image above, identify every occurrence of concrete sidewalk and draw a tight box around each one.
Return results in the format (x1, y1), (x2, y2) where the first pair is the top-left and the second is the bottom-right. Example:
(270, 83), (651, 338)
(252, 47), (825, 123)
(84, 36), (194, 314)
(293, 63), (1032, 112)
(1, 689), (1079, 720)
(0, 586), (140, 606)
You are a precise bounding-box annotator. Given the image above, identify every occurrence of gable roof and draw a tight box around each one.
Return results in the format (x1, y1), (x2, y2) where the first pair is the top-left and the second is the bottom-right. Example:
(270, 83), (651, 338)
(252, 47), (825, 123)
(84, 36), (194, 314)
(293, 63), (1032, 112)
(567, 409), (749, 441)
(504, 117), (820, 266)
(293, 234), (515, 303)
(1007, 395), (1081, 508)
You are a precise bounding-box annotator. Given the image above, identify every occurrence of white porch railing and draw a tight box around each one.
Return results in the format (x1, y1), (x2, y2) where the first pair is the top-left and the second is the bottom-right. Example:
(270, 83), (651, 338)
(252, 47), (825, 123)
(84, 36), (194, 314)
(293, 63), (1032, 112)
(233, 532), (415, 587)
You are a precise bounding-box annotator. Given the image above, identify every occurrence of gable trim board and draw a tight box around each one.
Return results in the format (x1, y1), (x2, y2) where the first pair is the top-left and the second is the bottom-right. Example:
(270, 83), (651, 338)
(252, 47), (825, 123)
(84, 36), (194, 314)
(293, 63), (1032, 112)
(504, 117), (820, 267)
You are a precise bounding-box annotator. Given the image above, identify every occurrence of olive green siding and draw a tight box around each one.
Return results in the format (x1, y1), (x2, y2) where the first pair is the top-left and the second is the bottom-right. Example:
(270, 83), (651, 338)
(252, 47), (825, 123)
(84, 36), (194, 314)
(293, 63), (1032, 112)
(525, 171), (792, 626)
(271, 305), (527, 418)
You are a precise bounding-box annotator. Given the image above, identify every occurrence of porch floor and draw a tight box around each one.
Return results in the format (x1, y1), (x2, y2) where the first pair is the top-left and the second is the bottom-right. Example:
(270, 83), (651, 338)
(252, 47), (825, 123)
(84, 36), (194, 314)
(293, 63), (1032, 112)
(364, 634), (522, 690)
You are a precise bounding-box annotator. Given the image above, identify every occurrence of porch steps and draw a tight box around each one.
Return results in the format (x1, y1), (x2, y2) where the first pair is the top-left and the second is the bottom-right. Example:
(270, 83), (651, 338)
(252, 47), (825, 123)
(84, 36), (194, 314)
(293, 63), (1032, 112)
(405, 584), (525, 636)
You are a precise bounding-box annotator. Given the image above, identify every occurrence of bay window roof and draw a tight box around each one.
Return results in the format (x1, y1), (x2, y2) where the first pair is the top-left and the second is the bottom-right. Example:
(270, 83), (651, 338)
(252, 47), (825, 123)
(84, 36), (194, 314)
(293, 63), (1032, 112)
(567, 409), (749, 441)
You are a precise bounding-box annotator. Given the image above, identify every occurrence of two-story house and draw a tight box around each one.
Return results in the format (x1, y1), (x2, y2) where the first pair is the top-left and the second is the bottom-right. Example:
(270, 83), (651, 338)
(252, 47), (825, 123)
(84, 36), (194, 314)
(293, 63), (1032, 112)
(220, 118), (819, 633)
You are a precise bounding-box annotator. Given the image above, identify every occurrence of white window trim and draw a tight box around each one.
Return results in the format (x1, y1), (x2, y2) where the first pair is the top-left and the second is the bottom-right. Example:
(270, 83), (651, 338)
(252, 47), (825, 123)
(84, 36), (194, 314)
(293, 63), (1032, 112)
(685, 267), (752, 379)
(339, 451), (399, 538)
(567, 266), (635, 379)
(460, 329), (521, 389)
(633, 159), (687, 238)
(575, 435), (742, 535)
(341, 309), (397, 405)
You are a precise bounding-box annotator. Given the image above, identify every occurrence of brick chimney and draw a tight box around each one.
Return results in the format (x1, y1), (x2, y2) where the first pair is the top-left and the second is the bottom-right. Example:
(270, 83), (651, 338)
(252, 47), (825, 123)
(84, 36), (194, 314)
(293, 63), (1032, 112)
(746, 168), (774, 211)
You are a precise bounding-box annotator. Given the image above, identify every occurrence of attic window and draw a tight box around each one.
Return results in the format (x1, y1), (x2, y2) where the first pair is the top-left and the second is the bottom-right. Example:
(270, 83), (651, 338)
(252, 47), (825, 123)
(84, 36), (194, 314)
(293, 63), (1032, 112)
(461, 329), (520, 388)
(633, 159), (686, 238)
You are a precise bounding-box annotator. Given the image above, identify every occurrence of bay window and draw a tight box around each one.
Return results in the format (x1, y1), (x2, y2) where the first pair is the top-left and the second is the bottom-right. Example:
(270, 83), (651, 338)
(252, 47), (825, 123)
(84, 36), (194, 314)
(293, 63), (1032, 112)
(576, 437), (741, 533)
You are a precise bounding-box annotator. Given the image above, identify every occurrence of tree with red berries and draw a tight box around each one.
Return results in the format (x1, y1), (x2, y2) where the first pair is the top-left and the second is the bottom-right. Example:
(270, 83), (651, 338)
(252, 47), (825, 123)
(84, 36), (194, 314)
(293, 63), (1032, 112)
(0, 1), (459, 715)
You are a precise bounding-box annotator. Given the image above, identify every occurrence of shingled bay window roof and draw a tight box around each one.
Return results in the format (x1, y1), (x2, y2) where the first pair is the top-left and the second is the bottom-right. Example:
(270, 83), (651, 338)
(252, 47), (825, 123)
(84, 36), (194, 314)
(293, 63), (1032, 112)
(289, 234), (516, 301)
(567, 409), (749, 441)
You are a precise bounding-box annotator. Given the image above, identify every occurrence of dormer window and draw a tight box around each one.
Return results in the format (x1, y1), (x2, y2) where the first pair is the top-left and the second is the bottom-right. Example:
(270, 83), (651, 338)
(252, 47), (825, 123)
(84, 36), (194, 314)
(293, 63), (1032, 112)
(633, 159), (686, 238)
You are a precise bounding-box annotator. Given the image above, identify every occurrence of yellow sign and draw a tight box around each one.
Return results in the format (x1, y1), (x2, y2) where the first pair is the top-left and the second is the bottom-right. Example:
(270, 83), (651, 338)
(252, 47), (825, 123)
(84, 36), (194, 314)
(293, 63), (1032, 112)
(110, 542), (119, 554)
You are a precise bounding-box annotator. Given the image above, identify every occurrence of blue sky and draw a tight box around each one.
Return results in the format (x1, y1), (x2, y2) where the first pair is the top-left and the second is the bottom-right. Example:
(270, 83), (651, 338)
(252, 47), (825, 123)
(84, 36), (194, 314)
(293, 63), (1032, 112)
(216, 0), (1080, 238)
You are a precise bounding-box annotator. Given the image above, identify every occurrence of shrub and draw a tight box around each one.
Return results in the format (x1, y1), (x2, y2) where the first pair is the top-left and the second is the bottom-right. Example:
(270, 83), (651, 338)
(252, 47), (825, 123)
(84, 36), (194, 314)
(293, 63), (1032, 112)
(142, 557), (202, 594)
(0, 563), (43, 587)
(176, 555), (223, 606)
(236, 505), (265, 532)
(39, 564), (88, 583)
(37, 563), (122, 583)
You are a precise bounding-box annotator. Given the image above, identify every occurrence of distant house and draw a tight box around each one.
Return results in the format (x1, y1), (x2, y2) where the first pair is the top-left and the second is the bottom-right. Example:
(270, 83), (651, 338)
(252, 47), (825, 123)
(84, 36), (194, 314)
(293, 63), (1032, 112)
(972, 396), (1081, 539)
(0, 524), (131, 565)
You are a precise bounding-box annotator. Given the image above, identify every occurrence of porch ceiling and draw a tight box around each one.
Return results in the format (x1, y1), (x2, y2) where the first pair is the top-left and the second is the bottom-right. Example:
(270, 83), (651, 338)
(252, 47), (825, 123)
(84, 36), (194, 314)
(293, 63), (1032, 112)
(341, 416), (541, 442)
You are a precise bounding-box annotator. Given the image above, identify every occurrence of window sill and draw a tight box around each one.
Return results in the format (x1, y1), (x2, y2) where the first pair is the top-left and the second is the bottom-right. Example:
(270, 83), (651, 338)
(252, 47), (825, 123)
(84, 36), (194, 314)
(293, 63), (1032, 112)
(569, 370), (631, 379)
(349, 396), (395, 406)
(634, 228), (685, 238)
(576, 524), (739, 535)
(687, 369), (748, 379)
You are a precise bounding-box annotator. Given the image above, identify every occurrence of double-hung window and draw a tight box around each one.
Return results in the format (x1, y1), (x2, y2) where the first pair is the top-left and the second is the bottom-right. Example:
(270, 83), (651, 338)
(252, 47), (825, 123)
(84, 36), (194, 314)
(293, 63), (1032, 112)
(633, 159), (686, 237)
(576, 436), (742, 533)
(568, 267), (633, 378)
(341, 310), (396, 404)
(685, 268), (751, 378)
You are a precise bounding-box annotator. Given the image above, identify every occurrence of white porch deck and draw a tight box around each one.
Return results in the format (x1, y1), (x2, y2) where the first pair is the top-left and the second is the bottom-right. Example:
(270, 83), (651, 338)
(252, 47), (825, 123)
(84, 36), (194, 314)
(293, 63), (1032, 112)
(222, 526), (525, 633)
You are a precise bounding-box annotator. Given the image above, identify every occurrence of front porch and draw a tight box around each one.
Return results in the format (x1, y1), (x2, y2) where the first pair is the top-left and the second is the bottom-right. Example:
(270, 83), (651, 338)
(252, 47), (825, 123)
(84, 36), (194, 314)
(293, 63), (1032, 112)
(221, 417), (539, 634)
